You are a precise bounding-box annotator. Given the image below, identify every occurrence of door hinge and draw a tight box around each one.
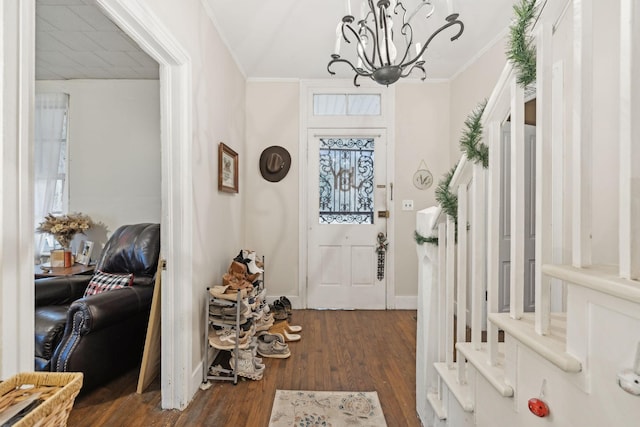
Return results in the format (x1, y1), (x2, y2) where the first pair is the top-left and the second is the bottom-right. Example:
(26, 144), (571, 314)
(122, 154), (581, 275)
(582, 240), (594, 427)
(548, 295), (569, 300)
(161, 259), (167, 270)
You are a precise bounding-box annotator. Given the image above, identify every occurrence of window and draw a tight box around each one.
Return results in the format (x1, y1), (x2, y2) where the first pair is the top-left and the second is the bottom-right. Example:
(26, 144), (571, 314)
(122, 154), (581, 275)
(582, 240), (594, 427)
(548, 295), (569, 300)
(313, 94), (381, 116)
(34, 93), (69, 254)
(318, 137), (375, 224)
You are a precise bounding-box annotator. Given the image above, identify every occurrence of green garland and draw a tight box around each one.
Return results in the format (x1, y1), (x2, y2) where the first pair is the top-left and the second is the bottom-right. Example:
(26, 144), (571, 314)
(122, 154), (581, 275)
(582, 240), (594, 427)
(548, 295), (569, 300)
(435, 164), (458, 221)
(414, 230), (438, 246)
(460, 100), (488, 168)
(507, 0), (537, 87)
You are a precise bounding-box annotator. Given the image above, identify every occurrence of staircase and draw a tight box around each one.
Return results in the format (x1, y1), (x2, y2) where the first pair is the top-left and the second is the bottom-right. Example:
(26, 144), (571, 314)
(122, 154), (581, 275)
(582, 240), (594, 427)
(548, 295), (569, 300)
(415, 1), (640, 426)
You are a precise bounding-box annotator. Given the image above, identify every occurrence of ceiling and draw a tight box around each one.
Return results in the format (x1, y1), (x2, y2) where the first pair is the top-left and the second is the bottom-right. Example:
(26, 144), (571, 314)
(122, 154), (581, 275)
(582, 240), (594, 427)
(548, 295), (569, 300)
(36, 0), (159, 80)
(36, 0), (517, 81)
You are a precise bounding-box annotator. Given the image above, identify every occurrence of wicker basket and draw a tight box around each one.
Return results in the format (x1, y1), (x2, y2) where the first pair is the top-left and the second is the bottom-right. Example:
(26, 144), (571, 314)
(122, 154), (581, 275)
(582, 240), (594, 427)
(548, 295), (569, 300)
(0, 372), (83, 427)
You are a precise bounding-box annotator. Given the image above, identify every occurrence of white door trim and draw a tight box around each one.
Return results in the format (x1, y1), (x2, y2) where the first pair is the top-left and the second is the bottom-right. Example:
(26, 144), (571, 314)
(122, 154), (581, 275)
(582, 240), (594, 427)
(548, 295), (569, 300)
(298, 80), (396, 309)
(96, 0), (194, 410)
(0, 0), (36, 378)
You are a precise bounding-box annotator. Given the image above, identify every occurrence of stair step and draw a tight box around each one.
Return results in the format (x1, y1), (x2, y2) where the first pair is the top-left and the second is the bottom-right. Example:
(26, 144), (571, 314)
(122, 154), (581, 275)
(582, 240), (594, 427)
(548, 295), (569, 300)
(488, 312), (582, 373)
(455, 342), (513, 397)
(434, 362), (474, 412)
(426, 392), (447, 420)
(542, 264), (640, 304)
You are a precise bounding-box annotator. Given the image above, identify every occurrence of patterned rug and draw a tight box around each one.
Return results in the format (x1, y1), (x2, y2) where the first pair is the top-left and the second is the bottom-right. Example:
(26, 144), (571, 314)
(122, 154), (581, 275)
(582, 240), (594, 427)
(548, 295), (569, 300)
(268, 390), (387, 427)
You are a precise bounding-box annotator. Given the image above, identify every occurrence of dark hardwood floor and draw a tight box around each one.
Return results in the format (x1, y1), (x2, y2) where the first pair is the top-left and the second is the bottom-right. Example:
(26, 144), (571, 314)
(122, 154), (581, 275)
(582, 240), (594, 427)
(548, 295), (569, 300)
(67, 310), (420, 427)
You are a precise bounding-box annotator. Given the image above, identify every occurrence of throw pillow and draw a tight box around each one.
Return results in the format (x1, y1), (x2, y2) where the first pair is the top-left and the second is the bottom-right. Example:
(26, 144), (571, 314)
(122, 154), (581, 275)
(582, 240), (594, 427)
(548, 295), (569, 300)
(84, 270), (133, 297)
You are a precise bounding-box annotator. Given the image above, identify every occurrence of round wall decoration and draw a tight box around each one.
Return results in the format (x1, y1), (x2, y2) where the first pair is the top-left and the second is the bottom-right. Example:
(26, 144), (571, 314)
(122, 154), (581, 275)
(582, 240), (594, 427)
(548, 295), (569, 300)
(413, 160), (433, 190)
(413, 169), (433, 190)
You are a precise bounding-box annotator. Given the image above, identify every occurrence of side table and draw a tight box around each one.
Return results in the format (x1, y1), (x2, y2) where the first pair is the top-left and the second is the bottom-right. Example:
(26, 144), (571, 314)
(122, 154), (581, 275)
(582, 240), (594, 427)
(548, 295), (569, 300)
(35, 263), (95, 279)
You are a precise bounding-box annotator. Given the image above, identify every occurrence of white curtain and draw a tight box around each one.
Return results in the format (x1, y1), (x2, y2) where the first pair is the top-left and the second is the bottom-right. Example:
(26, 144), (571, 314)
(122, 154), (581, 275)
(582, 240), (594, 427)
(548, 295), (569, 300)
(34, 93), (69, 258)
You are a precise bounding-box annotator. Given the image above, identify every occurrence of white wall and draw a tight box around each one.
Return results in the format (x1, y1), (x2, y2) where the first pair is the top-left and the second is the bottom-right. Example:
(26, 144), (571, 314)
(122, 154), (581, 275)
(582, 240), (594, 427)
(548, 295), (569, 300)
(244, 81), (300, 297)
(449, 36), (508, 162)
(395, 81), (451, 297)
(139, 0), (247, 381)
(36, 79), (161, 251)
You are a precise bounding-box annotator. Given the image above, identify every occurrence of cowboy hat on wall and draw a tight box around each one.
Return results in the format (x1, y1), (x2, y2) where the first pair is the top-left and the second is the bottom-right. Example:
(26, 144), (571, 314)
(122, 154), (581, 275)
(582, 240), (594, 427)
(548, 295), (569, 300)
(259, 146), (291, 182)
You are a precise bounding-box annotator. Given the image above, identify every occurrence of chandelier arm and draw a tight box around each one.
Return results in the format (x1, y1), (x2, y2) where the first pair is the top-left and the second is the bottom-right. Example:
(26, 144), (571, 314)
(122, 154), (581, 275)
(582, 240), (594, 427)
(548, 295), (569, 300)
(328, 56), (374, 78)
(401, 63), (426, 80)
(369, 0), (385, 67)
(343, 22), (377, 70)
(404, 0), (435, 25)
(402, 16), (464, 68)
(380, 6), (392, 65)
(397, 21), (414, 66)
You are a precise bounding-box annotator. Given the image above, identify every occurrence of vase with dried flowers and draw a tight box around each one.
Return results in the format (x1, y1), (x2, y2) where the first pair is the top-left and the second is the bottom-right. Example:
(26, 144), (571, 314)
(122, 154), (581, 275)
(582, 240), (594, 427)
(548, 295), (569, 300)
(37, 213), (93, 266)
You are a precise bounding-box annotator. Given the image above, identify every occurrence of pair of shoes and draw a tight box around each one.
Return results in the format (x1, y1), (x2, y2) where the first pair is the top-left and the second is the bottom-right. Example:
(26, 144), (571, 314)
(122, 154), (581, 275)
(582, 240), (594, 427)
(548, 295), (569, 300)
(268, 323), (301, 342)
(256, 333), (290, 359)
(208, 328), (251, 350)
(272, 319), (302, 333)
(279, 296), (293, 316)
(270, 300), (288, 321)
(230, 348), (264, 380)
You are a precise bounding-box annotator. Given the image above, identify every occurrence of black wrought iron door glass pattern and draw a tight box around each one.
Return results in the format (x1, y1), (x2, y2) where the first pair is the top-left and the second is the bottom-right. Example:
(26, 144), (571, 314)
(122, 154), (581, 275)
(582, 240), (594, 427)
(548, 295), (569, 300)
(318, 138), (375, 224)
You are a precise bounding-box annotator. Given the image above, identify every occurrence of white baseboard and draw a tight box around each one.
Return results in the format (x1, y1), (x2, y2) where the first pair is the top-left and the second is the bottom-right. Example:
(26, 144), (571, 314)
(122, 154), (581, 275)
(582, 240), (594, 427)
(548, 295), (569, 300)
(394, 295), (418, 309)
(268, 295), (417, 310)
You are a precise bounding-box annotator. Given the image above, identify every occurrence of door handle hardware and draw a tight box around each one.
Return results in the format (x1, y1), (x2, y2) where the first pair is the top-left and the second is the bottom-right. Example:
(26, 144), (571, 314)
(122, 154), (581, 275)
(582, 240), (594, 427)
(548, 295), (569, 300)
(377, 210), (390, 218)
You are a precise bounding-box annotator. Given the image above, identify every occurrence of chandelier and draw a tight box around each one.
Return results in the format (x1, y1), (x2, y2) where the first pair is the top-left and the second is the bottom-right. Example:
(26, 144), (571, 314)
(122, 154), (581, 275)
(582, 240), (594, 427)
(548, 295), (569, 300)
(328, 0), (464, 86)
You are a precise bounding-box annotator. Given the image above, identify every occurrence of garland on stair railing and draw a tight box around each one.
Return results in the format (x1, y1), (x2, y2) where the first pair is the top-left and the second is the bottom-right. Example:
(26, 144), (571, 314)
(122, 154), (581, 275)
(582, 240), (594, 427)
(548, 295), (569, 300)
(459, 100), (489, 168)
(414, 230), (438, 246)
(435, 164), (458, 221)
(507, 0), (538, 87)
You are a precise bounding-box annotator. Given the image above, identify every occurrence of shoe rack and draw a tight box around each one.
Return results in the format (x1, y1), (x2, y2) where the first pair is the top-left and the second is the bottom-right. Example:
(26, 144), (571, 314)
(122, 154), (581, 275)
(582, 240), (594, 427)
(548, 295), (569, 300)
(201, 254), (266, 386)
(203, 290), (244, 385)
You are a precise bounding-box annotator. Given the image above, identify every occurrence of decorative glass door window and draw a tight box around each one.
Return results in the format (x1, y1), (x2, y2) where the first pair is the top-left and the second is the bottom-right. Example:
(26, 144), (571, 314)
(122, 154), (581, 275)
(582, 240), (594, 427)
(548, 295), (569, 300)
(318, 138), (374, 224)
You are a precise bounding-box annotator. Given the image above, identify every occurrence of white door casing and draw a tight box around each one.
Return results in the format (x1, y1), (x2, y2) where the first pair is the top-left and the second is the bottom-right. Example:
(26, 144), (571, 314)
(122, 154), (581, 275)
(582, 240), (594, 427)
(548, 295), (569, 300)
(307, 129), (388, 309)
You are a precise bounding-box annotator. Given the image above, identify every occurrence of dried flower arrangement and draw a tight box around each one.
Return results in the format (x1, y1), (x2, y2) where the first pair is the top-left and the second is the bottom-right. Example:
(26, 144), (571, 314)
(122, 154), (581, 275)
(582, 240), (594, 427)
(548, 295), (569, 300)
(36, 213), (93, 249)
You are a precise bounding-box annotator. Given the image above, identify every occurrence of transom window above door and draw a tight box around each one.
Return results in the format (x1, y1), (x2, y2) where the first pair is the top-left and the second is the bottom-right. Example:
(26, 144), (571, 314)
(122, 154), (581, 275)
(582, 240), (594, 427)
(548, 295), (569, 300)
(313, 94), (381, 116)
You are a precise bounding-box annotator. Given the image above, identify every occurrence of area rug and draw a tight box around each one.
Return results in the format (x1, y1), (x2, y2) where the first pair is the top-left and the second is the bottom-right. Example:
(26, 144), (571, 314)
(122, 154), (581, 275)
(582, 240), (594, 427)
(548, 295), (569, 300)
(268, 390), (387, 426)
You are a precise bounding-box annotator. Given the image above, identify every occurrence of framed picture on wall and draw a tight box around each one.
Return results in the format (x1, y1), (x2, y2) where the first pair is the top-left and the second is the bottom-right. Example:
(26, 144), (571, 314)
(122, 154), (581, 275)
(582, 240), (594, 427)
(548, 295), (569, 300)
(218, 142), (239, 193)
(76, 240), (94, 265)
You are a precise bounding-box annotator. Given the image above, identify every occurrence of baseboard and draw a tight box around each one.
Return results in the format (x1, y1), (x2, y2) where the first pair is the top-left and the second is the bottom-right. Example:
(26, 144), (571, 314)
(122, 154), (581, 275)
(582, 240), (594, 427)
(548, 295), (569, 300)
(190, 360), (205, 402)
(394, 295), (418, 309)
(266, 295), (416, 309)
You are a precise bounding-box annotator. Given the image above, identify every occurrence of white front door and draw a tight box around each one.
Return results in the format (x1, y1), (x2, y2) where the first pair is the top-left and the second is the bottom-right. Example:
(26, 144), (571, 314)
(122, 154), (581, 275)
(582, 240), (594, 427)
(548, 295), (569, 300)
(307, 130), (388, 309)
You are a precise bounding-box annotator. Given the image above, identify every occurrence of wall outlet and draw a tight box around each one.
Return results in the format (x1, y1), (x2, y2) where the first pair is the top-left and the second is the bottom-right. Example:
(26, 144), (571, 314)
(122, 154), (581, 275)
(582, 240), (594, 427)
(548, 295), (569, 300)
(402, 200), (414, 211)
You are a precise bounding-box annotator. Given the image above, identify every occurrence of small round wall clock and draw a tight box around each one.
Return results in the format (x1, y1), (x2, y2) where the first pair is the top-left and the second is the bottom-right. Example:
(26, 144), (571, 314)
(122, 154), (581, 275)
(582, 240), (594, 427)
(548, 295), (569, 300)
(413, 160), (433, 190)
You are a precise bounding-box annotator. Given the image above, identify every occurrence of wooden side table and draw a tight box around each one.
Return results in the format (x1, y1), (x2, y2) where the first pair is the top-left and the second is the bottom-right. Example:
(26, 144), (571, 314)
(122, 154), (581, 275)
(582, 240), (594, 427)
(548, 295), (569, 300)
(35, 263), (95, 279)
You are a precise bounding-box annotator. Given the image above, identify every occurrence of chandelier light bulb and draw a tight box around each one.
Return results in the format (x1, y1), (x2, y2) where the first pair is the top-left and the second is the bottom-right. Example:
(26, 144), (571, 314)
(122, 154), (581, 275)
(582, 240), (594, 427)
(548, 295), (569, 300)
(328, 0), (464, 86)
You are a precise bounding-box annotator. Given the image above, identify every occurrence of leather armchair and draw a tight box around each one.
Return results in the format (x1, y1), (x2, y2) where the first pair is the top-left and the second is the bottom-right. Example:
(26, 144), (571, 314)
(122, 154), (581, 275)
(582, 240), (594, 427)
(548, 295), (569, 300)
(34, 223), (160, 391)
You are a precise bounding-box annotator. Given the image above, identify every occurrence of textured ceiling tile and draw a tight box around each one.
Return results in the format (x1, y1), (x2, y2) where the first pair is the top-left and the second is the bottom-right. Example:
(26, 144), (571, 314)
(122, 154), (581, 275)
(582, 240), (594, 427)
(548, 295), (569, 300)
(85, 31), (140, 51)
(36, 15), (57, 32)
(37, 51), (81, 67)
(36, 5), (94, 31)
(36, 32), (69, 52)
(95, 51), (143, 68)
(49, 30), (103, 51)
(68, 5), (118, 31)
(64, 51), (111, 68)
(127, 51), (159, 68)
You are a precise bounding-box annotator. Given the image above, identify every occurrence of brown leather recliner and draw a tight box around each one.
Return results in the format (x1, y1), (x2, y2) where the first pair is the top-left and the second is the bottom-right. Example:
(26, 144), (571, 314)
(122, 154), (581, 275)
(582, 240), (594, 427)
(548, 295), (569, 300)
(34, 223), (160, 391)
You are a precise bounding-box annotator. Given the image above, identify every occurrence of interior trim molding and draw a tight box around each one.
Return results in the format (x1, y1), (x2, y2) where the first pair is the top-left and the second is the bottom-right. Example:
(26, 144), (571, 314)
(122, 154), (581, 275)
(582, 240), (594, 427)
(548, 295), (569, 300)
(96, 0), (194, 410)
(1, 0), (36, 378)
